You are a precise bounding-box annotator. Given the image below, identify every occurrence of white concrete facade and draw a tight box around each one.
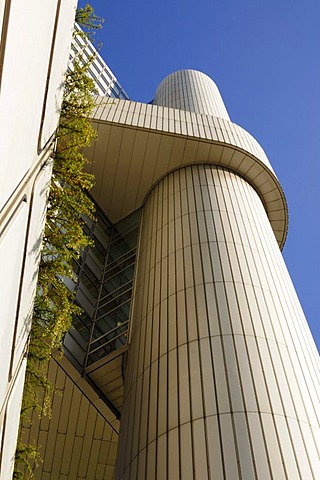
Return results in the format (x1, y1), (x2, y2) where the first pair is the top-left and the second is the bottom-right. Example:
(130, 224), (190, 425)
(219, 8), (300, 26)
(0, 1), (77, 478)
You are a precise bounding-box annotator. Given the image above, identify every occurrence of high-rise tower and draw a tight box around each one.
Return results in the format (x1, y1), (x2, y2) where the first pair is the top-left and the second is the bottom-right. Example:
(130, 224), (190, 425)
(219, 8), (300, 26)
(12, 63), (320, 478)
(0, 3), (78, 478)
(91, 70), (319, 479)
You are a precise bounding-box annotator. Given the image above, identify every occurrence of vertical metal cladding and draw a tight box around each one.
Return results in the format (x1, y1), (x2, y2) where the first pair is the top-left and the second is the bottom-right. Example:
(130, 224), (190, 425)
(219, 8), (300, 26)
(153, 69), (230, 120)
(115, 165), (320, 480)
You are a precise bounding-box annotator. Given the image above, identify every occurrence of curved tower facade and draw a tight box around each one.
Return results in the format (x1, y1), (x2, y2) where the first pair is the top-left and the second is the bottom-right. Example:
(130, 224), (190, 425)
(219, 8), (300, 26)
(110, 70), (320, 479)
(154, 69), (230, 120)
(30, 68), (319, 479)
(0, 3), (78, 478)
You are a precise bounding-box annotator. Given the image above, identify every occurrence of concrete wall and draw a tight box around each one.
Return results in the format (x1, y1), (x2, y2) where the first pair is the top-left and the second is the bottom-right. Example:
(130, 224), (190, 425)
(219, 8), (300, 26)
(0, 1), (77, 477)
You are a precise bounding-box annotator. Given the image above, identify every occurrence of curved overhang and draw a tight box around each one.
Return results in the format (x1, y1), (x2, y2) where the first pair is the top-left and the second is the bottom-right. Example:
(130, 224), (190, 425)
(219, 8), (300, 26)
(85, 97), (288, 249)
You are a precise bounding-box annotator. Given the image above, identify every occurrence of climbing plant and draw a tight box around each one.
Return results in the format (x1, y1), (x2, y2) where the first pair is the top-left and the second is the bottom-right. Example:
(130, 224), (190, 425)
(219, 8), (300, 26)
(14, 5), (102, 478)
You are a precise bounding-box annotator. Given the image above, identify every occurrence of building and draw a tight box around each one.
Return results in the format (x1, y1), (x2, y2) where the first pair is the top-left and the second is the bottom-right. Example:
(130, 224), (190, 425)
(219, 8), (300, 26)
(83, 69), (320, 479)
(22, 66), (320, 478)
(70, 23), (129, 100)
(17, 37), (137, 480)
(0, 2), (78, 478)
(1, 7), (319, 480)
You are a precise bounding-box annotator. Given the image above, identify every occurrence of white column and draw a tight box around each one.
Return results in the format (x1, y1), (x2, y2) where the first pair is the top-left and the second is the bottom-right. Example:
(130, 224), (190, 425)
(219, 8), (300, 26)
(116, 165), (320, 480)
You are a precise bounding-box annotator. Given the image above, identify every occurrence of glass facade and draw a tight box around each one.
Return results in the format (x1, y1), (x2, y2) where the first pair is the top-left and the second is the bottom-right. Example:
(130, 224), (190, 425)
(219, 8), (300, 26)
(64, 206), (141, 372)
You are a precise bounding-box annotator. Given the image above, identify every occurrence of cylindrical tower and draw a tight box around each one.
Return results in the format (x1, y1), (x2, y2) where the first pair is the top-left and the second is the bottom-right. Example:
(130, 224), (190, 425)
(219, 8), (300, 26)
(154, 69), (230, 119)
(115, 71), (320, 480)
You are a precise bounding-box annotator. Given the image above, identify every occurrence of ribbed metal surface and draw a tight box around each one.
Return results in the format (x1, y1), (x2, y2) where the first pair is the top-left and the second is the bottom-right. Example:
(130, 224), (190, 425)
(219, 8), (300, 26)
(71, 25), (129, 100)
(154, 69), (230, 120)
(86, 96), (288, 247)
(115, 165), (320, 480)
(21, 358), (119, 479)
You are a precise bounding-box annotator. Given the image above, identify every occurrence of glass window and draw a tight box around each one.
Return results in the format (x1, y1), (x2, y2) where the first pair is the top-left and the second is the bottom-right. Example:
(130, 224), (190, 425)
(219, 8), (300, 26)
(63, 205), (142, 372)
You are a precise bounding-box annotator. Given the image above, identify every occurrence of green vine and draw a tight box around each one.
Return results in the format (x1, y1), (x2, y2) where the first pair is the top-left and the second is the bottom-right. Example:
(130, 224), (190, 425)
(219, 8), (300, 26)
(14, 5), (102, 478)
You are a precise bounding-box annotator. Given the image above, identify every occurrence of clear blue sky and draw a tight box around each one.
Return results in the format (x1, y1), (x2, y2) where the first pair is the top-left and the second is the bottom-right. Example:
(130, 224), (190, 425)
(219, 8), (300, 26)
(80, 0), (320, 351)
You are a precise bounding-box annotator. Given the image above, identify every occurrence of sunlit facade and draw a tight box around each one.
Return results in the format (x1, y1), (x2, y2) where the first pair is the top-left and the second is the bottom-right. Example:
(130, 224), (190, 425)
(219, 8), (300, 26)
(1, 7), (319, 480)
(91, 69), (320, 480)
(0, 3), (78, 478)
(71, 24), (129, 99)
(32, 66), (319, 479)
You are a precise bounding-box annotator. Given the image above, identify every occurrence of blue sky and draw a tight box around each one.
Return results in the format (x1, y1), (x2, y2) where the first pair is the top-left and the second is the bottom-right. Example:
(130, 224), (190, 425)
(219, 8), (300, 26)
(81, 0), (320, 350)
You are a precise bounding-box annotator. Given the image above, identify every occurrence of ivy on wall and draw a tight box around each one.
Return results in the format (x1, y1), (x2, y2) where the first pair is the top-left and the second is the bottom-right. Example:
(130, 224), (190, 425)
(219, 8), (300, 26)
(14, 5), (102, 478)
